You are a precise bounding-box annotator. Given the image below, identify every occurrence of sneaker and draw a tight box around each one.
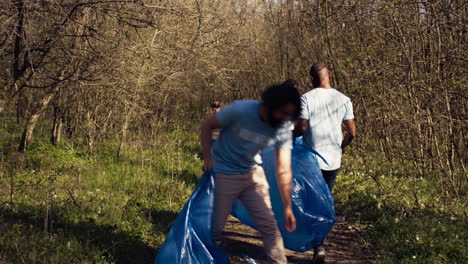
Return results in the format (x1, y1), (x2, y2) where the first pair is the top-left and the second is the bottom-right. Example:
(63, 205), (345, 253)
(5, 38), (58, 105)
(312, 245), (326, 264)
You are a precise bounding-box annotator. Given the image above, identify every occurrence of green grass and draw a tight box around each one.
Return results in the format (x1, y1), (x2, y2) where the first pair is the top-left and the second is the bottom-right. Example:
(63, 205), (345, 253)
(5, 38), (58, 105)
(0, 131), (202, 263)
(336, 149), (467, 264)
(0, 122), (466, 263)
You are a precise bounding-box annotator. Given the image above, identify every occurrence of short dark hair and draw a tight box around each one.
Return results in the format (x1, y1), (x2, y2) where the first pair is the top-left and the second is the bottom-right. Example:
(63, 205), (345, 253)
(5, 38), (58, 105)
(282, 79), (299, 89)
(210, 101), (220, 108)
(309, 62), (328, 87)
(261, 80), (301, 119)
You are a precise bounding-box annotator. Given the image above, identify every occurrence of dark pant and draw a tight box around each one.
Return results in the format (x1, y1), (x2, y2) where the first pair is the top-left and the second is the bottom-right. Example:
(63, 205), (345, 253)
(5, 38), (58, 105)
(320, 168), (340, 192)
(314, 168), (340, 253)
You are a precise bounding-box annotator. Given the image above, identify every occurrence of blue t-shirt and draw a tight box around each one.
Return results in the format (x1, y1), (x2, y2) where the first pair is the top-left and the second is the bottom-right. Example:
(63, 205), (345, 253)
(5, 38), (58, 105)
(299, 88), (354, 170)
(212, 100), (293, 175)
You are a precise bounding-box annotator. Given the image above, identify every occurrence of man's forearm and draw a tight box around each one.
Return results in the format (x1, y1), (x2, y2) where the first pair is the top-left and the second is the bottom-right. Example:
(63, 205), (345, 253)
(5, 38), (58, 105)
(293, 118), (308, 138)
(275, 148), (297, 231)
(276, 149), (293, 208)
(342, 119), (356, 151)
(277, 171), (293, 209)
(341, 133), (354, 150)
(200, 121), (212, 160)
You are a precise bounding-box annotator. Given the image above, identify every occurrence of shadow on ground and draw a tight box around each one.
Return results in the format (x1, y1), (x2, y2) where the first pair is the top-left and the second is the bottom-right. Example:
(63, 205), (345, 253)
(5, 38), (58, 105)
(223, 216), (376, 264)
(0, 205), (163, 264)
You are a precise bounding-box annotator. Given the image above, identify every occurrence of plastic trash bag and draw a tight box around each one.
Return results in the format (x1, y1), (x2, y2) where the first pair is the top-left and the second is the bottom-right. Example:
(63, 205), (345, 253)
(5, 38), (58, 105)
(232, 142), (335, 252)
(154, 173), (229, 264)
(155, 140), (335, 263)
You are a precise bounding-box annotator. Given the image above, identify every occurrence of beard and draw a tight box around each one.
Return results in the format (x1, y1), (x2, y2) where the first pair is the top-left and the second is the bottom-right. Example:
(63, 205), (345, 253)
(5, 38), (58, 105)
(266, 110), (284, 128)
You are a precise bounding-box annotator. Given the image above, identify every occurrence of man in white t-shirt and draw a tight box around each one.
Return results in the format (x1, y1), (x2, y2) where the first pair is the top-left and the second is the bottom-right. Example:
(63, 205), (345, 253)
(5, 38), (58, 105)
(294, 62), (356, 263)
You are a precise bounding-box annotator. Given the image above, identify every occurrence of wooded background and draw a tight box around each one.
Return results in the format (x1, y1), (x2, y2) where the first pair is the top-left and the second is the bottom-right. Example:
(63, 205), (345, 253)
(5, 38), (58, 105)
(1, 0), (466, 196)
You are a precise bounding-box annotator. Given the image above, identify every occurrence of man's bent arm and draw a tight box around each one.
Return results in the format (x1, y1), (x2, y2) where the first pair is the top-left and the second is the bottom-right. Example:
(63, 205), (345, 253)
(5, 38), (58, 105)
(200, 114), (221, 172)
(276, 148), (296, 232)
(293, 118), (308, 137)
(341, 119), (356, 152)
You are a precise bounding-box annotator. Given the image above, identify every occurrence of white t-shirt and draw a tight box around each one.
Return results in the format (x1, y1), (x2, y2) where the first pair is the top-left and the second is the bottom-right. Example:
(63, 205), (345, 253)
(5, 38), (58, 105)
(299, 88), (354, 170)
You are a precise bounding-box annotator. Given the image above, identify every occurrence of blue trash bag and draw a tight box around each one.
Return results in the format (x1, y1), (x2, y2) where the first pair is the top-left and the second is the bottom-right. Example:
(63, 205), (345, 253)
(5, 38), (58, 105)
(155, 141), (335, 263)
(232, 142), (335, 252)
(154, 173), (229, 264)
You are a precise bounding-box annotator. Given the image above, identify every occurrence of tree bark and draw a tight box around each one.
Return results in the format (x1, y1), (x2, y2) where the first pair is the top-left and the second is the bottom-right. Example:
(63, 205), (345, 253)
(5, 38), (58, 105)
(18, 86), (59, 152)
(50, 90), (63, 145)
(50, 109), (63, 145)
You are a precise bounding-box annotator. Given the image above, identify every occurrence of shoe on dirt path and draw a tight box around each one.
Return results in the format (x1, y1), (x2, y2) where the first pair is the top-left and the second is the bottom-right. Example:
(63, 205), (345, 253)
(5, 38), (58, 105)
(311, 245), (326, 264)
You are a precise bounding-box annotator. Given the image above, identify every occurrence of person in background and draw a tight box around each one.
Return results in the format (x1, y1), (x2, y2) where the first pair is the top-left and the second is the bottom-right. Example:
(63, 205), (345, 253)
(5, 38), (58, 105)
(294, 62), (356, 264)
(200, 81), (301, 264)
(210, 101), (221, 114)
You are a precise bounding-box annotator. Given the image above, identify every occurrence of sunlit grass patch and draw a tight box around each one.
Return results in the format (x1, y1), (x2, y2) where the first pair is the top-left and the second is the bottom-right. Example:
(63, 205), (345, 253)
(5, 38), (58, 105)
(0, 132), (200, 263)
(336, 149), (467, 264)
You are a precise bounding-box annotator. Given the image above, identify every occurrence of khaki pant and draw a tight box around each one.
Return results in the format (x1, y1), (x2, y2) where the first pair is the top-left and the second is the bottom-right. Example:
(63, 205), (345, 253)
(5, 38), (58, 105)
(212, 166), (287, 264)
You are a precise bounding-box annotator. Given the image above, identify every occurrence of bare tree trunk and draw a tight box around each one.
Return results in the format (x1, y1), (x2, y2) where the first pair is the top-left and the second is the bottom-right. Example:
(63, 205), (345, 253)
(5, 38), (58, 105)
(50, 107), (63, 145)
(18, 86), (59, 152)
(15, 90), (28, 123)
(50, 89), (63, 145)
(3, 0), (27, 115)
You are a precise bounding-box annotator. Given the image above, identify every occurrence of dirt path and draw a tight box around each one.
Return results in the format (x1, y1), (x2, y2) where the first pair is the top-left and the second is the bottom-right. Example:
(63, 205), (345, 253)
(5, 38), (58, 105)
(223, 215), (377, 264)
